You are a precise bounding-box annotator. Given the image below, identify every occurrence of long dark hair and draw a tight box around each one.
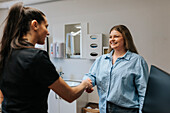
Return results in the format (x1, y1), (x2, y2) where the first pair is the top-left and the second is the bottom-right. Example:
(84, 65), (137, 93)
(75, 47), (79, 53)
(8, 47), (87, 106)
(108, 25), (138, 54)
(0, 2), (45, 76)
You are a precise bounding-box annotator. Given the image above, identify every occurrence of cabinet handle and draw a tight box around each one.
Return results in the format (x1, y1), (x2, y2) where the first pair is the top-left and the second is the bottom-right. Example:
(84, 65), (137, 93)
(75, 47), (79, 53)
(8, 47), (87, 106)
(55, 94), (59, 99)
(55, 94), (61, 99)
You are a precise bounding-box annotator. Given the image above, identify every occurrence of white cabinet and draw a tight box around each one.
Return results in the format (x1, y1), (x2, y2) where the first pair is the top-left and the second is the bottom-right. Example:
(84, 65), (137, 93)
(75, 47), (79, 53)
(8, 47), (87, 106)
(60, 99), (76, 113)
(48, 90), (88, 113)
(48, 90), (60, 113)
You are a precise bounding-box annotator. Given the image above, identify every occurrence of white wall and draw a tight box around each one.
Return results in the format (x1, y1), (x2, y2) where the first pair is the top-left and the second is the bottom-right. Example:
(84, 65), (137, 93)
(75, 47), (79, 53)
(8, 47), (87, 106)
(0, 9), (8, 38)
(0, 0), (170, 103)
(30, 0), (170, 72)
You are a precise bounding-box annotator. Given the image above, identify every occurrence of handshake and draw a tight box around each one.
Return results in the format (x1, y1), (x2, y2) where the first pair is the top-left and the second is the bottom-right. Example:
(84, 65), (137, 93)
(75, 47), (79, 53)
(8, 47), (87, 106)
(82, 78), (94, 93)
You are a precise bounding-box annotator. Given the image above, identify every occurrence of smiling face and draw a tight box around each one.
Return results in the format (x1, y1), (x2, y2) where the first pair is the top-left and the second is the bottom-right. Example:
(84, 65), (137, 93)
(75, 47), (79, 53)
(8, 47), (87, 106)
(109, 29), (126, 51)
(36, 16), (49, 45)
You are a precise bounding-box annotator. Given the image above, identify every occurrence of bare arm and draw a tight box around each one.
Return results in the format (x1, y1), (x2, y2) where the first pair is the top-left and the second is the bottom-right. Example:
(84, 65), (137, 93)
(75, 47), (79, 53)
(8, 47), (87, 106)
(48, 77), (92, 103)
(0, 90), (3, 104)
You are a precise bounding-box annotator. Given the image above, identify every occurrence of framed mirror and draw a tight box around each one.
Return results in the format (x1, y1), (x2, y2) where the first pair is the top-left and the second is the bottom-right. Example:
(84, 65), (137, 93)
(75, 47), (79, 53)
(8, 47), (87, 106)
(65, 23), (82, 58)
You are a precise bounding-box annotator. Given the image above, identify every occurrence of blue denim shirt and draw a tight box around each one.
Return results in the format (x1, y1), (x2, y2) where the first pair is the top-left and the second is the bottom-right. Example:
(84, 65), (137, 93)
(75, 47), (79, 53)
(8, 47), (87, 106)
(83, 50), (149, 113)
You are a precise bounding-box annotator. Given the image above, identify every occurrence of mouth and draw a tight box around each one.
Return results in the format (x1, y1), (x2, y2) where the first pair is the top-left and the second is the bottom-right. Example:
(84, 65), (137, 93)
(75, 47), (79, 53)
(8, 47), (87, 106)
(110, 42), (117, 45)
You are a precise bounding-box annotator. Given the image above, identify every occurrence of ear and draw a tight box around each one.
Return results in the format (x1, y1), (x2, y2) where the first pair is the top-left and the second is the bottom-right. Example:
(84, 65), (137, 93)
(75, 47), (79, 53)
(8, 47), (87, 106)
(31, 20), (39, 31)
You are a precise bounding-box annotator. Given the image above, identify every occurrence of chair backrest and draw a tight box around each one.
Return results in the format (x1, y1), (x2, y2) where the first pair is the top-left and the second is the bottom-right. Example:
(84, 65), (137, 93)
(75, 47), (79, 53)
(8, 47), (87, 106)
(142, 65), (170, 113)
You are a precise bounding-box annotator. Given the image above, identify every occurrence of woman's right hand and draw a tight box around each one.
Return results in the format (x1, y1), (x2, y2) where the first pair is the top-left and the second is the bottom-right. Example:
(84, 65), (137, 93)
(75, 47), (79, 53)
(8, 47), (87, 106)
(82, 78), (93, 90)
(82, 78), (94, 93)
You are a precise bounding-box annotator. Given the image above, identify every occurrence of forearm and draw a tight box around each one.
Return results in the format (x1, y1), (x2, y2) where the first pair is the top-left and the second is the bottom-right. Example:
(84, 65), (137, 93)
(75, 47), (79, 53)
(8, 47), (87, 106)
(49, 77), (91, 103)
(68, 82), (87, 102)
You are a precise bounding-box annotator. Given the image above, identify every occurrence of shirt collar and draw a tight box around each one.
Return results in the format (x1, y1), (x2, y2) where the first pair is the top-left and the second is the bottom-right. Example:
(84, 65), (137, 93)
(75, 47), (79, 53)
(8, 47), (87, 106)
(105, 50), (131, 61)
(105, 50), (114, 59)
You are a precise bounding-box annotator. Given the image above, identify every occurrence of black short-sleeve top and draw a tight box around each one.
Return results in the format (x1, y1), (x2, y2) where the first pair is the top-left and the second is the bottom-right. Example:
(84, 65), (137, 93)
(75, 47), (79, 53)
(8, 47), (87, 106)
(1, 48), (59, 113)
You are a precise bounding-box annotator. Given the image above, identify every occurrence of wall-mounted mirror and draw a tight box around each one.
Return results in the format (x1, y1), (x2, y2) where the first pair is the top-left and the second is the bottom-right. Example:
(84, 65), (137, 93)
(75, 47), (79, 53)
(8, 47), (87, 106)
(65, 23), (82, 58)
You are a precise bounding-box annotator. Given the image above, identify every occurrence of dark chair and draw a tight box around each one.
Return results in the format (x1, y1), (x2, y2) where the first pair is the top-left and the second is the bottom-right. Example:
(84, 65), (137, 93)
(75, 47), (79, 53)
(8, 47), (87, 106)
(142, 65), (170, 113)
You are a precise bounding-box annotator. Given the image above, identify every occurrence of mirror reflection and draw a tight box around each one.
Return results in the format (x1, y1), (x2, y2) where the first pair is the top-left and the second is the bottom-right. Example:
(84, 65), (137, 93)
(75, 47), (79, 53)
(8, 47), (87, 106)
(65, 23), (82, 58)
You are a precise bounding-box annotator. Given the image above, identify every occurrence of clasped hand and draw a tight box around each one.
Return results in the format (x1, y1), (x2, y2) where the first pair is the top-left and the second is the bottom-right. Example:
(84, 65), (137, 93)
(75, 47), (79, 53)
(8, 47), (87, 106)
(83, 78), (94, 93)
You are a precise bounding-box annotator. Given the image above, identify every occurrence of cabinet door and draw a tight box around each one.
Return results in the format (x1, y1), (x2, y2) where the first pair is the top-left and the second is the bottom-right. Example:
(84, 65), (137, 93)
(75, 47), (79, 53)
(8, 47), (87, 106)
(60, 99), (76, 113)
(48, 90), (60, 113)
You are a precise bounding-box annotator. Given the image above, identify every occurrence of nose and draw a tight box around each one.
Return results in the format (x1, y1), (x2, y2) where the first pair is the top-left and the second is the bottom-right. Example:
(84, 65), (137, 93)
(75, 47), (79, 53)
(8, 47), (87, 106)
(47, 31), (50, 36)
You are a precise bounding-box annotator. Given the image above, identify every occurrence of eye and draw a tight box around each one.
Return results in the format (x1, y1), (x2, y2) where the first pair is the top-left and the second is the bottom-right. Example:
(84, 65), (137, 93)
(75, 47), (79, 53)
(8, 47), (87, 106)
(46, 25), (49, 28)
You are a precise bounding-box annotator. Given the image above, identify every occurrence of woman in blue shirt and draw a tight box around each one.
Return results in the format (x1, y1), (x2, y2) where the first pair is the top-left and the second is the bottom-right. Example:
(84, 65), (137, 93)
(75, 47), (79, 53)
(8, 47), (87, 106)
(84, 25), (149, 113)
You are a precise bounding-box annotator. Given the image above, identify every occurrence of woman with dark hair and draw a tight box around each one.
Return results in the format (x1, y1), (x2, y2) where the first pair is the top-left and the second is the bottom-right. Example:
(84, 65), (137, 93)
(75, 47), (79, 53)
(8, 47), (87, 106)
(0, 3), (92, 113)
(84, 25), (149, 113)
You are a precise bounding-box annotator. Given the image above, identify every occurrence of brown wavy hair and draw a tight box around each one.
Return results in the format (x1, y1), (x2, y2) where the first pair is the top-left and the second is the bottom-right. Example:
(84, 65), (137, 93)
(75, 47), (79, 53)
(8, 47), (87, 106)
(108, 25), (138, 54)
(0, 2), (45, 77)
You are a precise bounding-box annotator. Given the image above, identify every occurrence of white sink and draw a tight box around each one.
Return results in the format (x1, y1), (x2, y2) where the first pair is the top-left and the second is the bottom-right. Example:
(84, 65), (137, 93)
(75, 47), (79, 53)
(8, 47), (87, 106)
(65, 80), (81, 87)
